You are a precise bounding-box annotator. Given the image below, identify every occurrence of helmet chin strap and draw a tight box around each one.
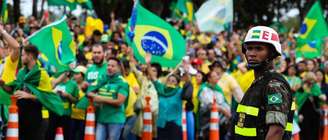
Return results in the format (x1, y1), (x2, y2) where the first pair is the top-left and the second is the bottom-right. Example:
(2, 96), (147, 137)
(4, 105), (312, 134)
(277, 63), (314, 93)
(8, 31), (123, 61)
(247, 58), (271, 70)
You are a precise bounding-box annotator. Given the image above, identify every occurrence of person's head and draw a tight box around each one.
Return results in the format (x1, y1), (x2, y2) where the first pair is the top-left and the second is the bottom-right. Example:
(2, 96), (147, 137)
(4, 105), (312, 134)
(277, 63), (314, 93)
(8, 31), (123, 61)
(315, 69), (325, 84)
(287, 65), (297, 76)
(73, 65), (87, 83)
(92, 30), (102, 43)
(242, 26), (281, 70)
(92, 44), (105, 65)
(195, 71), (206, 84)
(121, 60), (130, 76)
(324, 61), (328, 73)
(166, 74), (180, 87)
(306, 59), (316, 72)
(297, 61), (306, 74)
(196, 48), (207, 61)
(22, 45), (39, 66)
(207, 48), (216, 62)
(207, 70), (219, 85)
(112, 31), (122, 43)
(209, 59), (226, 74)
(303, 71), (316, 85)
(150, 63), (162, 78)
(107, 57), (121, 76)
(120, 42), (129, 54)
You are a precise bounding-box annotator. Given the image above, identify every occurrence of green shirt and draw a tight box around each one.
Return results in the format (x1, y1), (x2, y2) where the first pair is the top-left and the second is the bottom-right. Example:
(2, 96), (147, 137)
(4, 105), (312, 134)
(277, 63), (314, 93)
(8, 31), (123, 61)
(85, 62), (108, 90)
(54, 80), (79, 116)
(153, 81), (182, 128)
(95, 74), (129, 124)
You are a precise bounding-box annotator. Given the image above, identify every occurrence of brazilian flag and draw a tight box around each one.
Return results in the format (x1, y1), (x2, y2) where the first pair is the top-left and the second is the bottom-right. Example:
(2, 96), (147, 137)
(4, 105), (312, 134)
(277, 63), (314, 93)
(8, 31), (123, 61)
(28, 16), (76, 73)
(7, 65), (64, 115)
(176, 0), (195, 23)
(126, 1), (186, 68)
(296, 1), (328, 59)
(47, 0), (77, 10)
(76, 0), (93, 10)
(0, 0), (8, 23)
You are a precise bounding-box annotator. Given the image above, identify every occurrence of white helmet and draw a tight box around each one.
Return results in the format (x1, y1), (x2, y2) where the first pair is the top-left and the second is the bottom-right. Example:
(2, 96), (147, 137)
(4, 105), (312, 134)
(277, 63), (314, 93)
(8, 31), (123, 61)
(243, 26), (282, 57)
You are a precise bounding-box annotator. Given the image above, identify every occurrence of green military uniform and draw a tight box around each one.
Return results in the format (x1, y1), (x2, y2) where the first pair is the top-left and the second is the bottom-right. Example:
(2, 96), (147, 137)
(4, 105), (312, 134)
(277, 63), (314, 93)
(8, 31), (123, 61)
(232, 71), (294, 140)
(95, 73), (129, 124)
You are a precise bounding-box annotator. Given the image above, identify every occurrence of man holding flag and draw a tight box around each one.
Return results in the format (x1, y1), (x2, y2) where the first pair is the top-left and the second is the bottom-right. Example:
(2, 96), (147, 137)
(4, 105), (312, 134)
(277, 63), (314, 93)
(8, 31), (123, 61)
(1, 45), (64, 140)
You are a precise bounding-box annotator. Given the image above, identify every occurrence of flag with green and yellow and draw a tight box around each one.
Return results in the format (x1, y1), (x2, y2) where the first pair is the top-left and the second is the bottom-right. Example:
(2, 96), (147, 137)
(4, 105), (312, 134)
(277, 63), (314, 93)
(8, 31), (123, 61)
(28, 16), (76, 74)
(6, 64), (64, 115)
(126, 1), (186, 68)
(176, 0), (194, 23)
(296, 1), (328, 59)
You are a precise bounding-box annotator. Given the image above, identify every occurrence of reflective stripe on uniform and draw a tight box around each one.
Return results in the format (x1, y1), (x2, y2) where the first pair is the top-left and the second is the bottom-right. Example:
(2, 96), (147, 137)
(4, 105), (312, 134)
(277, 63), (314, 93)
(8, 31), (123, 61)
(291, 101), (296, 111)
(235, 125), (257, 137)
(285, 122), (292, 132)
(236, 104), (259, 116)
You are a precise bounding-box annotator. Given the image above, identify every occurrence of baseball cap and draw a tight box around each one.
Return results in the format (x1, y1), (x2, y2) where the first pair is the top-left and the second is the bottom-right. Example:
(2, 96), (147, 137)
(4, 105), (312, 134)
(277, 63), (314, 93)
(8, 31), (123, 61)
(73, 65), (87, 74)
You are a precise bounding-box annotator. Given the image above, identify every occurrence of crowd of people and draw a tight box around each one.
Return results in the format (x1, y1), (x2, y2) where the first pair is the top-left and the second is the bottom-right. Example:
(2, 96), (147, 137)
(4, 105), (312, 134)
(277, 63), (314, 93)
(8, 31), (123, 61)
(0, 11), (327, 140)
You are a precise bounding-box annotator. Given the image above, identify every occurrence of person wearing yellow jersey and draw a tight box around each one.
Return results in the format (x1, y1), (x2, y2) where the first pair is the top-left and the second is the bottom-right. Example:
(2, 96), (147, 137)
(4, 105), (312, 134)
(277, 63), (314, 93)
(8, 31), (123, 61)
(210, 60), (244, 109)
(128, 51), (159, 139)
(0, 24), (20, 138)
(121, 60), (139, 140)
(231, 62), (254, 92)
(196, 48), (210, 74)
(324, 61), (328, 84)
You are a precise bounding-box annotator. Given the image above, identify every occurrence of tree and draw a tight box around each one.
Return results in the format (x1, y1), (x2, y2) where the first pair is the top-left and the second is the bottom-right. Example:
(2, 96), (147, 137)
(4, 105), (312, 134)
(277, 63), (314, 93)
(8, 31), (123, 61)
(32, 0), (38, 18)
(13, 0), (20, 23)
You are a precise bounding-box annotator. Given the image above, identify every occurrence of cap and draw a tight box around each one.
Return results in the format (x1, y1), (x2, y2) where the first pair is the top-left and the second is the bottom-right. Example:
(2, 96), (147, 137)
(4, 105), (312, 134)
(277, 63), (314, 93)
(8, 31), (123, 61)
(191, 58), (203, 65)
(73, 65), (87, 74)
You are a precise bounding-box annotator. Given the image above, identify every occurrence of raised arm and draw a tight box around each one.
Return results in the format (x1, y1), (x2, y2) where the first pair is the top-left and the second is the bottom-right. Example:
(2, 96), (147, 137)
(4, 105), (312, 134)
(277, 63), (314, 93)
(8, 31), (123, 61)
(0, 24), (20, 61)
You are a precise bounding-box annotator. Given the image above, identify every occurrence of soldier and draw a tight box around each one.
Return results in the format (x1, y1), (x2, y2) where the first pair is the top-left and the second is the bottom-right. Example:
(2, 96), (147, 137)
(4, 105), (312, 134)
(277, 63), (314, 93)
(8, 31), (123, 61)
(232, 26), (294, 140)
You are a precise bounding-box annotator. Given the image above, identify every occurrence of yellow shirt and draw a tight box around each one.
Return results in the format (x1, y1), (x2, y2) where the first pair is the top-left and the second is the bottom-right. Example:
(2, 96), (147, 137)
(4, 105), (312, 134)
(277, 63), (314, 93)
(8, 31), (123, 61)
(326, 74), (328, 84)
(71, 90), (86, 120)
(201, 61), (210, 74)
(191, 77), (200, 113)
(124, 72), (139, 117)
(232, 70), (254, 93)
(1, 55), (19, 84)
(217, 73), (243, 105)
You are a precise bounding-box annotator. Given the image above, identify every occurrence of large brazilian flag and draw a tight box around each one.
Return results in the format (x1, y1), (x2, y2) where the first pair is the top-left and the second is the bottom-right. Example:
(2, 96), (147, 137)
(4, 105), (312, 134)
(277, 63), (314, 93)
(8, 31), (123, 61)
(126, 1), (186, 68)
(296, 1), (328, 59)
(28, 16), (76, 73)
(7, 65), (64, 116)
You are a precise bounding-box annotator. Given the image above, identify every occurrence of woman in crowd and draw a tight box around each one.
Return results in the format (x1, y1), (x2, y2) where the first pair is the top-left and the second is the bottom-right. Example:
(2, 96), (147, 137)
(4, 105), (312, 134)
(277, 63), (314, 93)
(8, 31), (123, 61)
(197, 70), (231, 140)
(147, 54), (192, 140)
(297, 72), (326, 140)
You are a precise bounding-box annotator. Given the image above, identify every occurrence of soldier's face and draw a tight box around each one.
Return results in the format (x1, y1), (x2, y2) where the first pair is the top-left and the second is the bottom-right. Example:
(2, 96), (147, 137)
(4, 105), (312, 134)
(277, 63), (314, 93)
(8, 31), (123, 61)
(244, 43), (269, 65)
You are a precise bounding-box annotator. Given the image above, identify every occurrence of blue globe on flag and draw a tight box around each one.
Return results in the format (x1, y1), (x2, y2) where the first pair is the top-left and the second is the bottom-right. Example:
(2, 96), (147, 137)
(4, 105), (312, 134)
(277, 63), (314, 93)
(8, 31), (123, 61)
(57, 41), (63, 61)
(300, 23), (307, 34)
(141, 31), (168, 56)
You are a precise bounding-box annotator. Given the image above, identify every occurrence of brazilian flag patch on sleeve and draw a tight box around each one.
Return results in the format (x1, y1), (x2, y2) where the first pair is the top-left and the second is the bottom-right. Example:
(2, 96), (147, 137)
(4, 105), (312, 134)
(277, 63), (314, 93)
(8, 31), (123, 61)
(268, 93), (282, 105)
